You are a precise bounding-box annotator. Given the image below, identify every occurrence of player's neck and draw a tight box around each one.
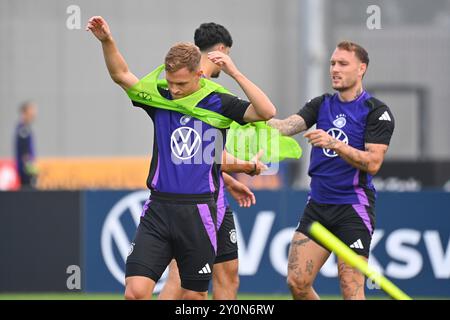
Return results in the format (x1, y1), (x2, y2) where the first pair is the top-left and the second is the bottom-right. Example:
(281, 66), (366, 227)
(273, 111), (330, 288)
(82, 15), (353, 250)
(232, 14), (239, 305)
(338, 85), (364, 102)
(200, 55), (213, 79)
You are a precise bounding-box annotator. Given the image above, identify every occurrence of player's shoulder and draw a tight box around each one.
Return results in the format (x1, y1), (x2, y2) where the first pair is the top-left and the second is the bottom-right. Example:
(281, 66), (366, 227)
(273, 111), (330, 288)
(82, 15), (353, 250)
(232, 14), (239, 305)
(213, 91), (249, 107)
(364, 95), (391, 113)
(304, 93), (332, 108)
(213, 91), (237, 101)
(201, 91), (229, 107)
(364, 95), (395, 124)
(190, 91), (234, 115)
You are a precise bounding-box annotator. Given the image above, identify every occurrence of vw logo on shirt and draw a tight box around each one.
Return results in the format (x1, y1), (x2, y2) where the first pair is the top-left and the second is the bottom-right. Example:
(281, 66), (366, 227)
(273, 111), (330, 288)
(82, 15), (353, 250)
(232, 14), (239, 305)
(323, 128), (349, 158)
(170, 127), (202, 160)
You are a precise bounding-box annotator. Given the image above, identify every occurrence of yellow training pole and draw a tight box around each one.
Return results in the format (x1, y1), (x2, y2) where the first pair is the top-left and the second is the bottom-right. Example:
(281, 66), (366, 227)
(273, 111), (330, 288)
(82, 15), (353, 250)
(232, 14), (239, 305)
(309, 222), (412, 300)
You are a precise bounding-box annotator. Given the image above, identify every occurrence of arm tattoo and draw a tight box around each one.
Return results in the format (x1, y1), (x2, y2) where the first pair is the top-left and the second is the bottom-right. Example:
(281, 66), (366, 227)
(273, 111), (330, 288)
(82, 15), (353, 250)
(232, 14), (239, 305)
(324, 137), (337, 149)
(349, 147), (369, 170)
(335, 143), (370, 171)
(267, 114), (307, 136)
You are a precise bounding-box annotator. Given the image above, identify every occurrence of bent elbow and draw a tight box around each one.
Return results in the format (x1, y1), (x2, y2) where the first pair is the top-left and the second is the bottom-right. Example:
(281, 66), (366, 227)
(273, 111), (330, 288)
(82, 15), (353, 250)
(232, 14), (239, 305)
(262, 107), (276, 121)
(111, 74), (123, 85)
(110, 71), (129, 86)
(367, 163), (381, 176)
(268, 108), (277, 119)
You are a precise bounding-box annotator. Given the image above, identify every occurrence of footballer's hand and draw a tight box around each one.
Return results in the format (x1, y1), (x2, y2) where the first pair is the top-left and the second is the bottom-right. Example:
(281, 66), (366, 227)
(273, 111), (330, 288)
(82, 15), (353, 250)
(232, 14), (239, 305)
(226, 179), (256, 208)
(248, 149), (268, 176)
(207, 51), (240, 78)
(86, 16), (112, 42)
(304, 129), (340, 150)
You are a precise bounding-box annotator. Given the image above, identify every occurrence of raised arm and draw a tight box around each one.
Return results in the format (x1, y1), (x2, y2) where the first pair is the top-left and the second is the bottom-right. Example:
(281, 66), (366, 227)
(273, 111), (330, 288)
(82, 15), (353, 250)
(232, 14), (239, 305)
(208, 52), (276, 122)
(86, 16), (139, 91)
(267, 114), (308, 136)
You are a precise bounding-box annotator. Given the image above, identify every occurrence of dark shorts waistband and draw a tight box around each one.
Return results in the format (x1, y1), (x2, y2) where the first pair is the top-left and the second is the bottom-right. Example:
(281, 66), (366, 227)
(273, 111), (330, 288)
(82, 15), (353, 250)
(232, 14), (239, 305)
(150, 191), (215, 204)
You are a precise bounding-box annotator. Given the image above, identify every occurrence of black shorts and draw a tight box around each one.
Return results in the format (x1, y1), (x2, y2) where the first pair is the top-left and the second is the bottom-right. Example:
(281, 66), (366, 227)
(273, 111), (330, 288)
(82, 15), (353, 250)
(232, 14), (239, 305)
(126, 192), (218, 292)
(215, 207), (238, 264)
(296, 199), (375, 258)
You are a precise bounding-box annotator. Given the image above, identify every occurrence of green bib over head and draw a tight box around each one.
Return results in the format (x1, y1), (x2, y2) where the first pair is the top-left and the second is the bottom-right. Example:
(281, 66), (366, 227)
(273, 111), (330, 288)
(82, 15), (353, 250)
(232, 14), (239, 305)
(127, 64), (233, 128)
(126, 64), (302, 162)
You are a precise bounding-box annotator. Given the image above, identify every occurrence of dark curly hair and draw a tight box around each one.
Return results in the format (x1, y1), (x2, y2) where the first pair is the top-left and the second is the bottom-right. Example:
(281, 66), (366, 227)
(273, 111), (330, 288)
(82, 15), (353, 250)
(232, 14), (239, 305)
(194, 22), (233, 52)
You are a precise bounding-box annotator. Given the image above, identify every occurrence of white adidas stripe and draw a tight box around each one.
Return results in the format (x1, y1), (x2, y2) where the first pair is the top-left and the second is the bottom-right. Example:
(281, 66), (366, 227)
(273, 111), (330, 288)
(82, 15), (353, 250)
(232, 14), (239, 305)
(198, 263), (212, 274)
(350, 239), (364, 249)
(357, 239), (363, 249)
(379, 111), (391, 121)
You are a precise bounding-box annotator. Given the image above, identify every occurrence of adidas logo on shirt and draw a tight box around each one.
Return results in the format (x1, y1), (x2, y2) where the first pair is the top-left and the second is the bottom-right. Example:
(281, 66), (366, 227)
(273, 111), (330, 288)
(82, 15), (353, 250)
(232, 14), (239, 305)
(349, 239), (364, 249)
(378, 111), (391, 121)
(198, 263), (212, 274)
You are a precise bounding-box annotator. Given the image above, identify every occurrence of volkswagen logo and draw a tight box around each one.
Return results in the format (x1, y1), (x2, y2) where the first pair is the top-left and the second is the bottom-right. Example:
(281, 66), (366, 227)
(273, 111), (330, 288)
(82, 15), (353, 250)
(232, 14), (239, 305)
(170, 127), (202, 160)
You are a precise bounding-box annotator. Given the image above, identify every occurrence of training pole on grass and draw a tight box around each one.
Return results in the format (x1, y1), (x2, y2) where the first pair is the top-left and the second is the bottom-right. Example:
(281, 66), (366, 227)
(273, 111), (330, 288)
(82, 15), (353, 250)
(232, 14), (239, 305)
(309, 222), (412, 300)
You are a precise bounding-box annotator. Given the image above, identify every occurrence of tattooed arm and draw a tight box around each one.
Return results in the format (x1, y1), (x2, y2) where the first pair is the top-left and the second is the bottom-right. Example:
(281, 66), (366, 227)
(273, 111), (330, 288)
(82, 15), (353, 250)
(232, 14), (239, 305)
(304, 129), (388, 175)
(335, 142), (387, 176)
(269, 95), (324, 136)
(267, 114), (308, 136)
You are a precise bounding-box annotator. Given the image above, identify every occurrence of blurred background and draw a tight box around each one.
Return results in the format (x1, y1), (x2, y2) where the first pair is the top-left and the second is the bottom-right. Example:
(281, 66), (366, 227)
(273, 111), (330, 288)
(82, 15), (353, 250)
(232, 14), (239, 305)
(0, 0), (449, 299)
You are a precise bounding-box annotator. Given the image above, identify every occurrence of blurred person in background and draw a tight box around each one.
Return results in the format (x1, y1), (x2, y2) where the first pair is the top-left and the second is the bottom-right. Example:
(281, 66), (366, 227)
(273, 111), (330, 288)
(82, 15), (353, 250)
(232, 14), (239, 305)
(14, 101), (38, 189)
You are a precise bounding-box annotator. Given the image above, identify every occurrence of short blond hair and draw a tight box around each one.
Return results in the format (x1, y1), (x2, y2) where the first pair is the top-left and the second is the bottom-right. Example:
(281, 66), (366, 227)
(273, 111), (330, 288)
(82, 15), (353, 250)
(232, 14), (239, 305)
(165, 42), (201, 73)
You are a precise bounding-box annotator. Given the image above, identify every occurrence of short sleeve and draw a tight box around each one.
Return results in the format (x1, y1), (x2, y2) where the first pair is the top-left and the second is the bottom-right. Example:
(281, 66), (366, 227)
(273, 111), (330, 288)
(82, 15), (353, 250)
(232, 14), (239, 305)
(296, 95), (325, 129)
(365, 105), (395, 145)
(131, 100), (156, 119)
(219, 93), (251, 125)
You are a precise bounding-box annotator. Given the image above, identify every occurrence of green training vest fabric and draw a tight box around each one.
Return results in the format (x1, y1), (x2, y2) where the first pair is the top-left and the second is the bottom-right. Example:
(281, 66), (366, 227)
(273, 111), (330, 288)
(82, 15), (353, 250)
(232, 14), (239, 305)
(126, 64), (233, 128)
(225, 121), (302, 163)
(126, 64), (302, 162)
